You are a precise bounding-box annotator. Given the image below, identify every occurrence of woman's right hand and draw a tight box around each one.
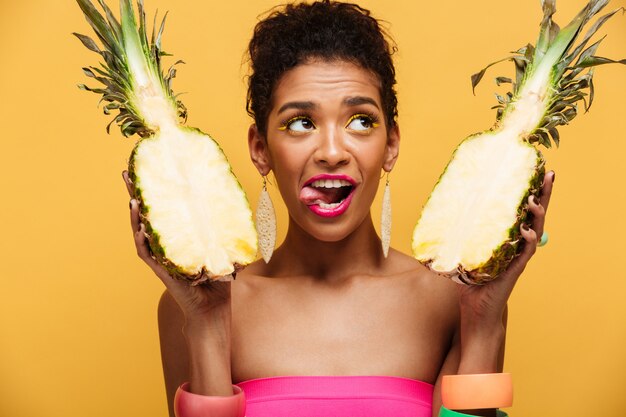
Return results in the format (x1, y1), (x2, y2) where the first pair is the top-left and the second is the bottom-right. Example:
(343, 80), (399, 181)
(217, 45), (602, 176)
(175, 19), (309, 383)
(123, 170), (235, 397)
(122, 170), (232, 325)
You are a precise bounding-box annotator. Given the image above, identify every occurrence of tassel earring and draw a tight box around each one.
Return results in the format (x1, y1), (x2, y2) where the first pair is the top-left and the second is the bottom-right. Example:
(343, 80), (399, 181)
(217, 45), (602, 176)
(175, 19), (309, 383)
(381, 173), (392, 258)
(256, 176), (276, 263)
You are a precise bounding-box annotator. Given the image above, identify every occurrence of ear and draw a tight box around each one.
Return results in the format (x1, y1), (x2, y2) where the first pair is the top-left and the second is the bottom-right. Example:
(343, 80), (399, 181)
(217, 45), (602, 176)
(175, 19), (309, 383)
(383, 123), (400, 172)
(248, 124), (272, 176)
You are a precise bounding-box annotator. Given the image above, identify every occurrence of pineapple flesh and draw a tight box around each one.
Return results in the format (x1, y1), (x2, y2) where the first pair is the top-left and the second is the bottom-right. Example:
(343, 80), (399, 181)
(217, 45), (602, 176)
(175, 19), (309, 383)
(75, 0), (257, 284)
(412, 0), (624, 284)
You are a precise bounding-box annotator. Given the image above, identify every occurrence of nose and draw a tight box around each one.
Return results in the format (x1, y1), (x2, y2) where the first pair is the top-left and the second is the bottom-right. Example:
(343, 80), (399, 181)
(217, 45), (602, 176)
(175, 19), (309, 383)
(314, 126), (350, 167)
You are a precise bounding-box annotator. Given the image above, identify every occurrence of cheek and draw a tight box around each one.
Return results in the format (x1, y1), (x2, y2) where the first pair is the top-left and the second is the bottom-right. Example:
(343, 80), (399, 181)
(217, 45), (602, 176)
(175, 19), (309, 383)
(355, 138), (388, 193)
(268, 140), (307, 175)
(351, 136), (388, 173)
(267, 141), (310, 198)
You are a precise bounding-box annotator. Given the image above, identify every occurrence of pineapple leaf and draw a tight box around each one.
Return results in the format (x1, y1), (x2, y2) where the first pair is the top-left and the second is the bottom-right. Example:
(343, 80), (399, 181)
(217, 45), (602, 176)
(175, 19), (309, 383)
(95, 0), (122, 42)
(512, 57), (527, 90)
(495, 76), (512, 86)
(536, 0), (557, 61)
(137, 0), (149, 52)
(76, 0), (122, 57)
(548, 20), (561, 43)
(155, 11), (168, 52)
(82, 67), (97, 78)
(474, 0), (624, 146)
(471, 56), (520, 95)
(75, 0), (187, 137)
(548, 127), (560, 147)
(73, 32), (101, 53)
(587, 70), (595, 110)
(577, 55), (626, 68)
(561, 7), (624, 71)
(574, 35), (606, 67)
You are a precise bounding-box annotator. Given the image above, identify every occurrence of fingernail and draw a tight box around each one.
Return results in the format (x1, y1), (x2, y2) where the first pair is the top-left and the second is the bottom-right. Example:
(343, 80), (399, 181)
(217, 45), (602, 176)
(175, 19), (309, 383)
(532, 195), (540, 206)
(551, 172), (556, 183)
(522, 223), (530, 231)
(129, 199), (135, 209)
(138, 222), (143, 232)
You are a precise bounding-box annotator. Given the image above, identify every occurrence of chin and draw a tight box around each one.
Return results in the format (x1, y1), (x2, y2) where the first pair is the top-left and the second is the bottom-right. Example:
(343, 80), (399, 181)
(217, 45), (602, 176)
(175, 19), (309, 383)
(295, 209), (371, 244)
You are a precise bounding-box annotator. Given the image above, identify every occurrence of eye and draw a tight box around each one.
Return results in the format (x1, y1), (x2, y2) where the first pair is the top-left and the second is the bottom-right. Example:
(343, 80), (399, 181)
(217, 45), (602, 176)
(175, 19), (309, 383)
(280, 116), (316, 133)
(346, 114), (379, 132)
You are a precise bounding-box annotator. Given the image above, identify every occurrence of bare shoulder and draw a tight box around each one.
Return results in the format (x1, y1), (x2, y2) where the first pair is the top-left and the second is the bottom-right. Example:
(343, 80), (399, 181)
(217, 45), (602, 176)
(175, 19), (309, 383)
(158, 289), (183, 322)
(388, 248), (460, 297)
(386, 248), (460, 323)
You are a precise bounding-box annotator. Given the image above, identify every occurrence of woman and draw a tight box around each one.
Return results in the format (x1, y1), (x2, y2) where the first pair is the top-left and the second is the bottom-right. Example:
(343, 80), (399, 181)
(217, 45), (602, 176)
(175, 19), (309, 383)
(123, 1), (553, 416)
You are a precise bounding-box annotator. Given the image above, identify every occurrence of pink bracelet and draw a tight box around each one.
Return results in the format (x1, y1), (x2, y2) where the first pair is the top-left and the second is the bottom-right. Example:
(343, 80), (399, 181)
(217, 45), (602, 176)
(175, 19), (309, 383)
(441, 373), (513, 410)
(174, 382), (246, 417)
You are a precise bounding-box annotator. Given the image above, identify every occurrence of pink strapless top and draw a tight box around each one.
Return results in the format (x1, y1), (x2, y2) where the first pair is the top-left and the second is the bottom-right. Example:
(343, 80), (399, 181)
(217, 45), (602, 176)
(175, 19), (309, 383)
(235, 375), (433, 417)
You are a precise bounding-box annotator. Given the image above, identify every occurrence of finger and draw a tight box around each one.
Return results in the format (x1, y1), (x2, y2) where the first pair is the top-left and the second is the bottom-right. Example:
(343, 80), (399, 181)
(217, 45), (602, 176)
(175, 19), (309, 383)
(133, 222), (190, 292)
(518, 222), (538, 262)
(134, 222), (166, 274)
(122, 170), (133, 197)
(528, 194), (546, 239)
(539, 170), (555, 213)
(129, 198), (140, 236)
(495, 223), (538, 287)
(134, 223), (173, 281)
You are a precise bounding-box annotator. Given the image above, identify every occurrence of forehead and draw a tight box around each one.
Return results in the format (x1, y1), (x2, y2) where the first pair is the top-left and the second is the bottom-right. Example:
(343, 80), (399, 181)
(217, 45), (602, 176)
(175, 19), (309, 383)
(271, 60), (382, 111)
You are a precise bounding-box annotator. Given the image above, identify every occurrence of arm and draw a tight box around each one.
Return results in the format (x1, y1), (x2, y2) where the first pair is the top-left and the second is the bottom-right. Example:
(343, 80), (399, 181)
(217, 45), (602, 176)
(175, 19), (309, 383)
(158, 291), (233, 417)
(158, 291), (189, 417)
(122, 171), (234, 416)
(432, 307), (508, 417)
(433, 170), (554, 417)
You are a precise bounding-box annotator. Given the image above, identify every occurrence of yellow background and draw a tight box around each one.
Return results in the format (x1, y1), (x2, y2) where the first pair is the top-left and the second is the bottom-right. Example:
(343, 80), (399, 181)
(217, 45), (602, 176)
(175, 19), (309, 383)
(1, 0), (624, 416)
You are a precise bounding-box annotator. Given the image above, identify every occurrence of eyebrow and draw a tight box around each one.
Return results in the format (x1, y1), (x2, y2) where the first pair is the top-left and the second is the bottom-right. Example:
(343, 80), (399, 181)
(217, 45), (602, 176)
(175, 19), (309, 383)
(276, 96), (380, 116)
(277, 101), (317, 115)
(343, 96), (380, 110)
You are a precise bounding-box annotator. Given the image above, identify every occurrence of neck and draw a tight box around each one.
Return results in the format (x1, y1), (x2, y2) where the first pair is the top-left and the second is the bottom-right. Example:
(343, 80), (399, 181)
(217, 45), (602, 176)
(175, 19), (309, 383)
(268, 213), (386, 283)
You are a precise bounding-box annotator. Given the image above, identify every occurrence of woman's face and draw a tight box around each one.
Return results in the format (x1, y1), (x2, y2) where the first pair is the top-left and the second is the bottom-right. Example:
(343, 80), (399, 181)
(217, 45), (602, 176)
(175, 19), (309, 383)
(249, 59), (399, 242)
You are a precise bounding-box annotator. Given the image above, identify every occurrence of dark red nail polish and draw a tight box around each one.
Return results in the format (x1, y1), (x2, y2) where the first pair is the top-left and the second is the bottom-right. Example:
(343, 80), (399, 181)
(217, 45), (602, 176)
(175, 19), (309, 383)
(533, 195), (540, 206)
(551, 172), (556, 183)
(522, 223), (530, 231)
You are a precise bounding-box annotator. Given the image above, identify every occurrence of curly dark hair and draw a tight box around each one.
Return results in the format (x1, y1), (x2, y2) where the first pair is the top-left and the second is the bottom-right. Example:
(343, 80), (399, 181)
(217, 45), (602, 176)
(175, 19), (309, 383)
(246, 0), (398, 137)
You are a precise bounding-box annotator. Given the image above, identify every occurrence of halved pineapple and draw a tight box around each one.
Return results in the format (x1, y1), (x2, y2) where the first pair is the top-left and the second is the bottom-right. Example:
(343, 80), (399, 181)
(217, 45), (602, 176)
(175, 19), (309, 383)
(75, 0), (257, 283)
(412, 0), (625, 284)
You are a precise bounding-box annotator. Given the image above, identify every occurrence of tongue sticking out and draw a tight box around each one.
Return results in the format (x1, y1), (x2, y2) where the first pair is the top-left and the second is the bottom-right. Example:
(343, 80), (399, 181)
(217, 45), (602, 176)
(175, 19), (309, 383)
(300, 186), (350, 205)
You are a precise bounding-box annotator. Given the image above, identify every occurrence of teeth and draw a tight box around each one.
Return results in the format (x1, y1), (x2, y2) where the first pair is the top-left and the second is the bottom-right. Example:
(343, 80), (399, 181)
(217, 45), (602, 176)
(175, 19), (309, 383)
(310, 179), (352, 188)
(319, 201), (342, 209)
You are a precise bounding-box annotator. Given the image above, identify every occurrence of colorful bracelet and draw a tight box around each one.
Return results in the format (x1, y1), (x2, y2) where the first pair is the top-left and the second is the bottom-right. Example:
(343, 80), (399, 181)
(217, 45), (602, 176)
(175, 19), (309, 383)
(439, 405), (508, 417)
(441, 373), (513, 410)
(174, 382), (246, 417)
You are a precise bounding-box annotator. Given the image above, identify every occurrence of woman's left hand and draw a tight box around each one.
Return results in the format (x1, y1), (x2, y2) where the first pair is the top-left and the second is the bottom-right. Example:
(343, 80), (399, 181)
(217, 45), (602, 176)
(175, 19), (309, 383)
(454, 170), (555, 372)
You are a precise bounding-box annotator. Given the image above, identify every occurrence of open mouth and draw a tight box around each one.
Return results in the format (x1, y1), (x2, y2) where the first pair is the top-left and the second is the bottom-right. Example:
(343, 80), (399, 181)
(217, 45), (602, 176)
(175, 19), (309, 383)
(300, 176), (356, 217)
